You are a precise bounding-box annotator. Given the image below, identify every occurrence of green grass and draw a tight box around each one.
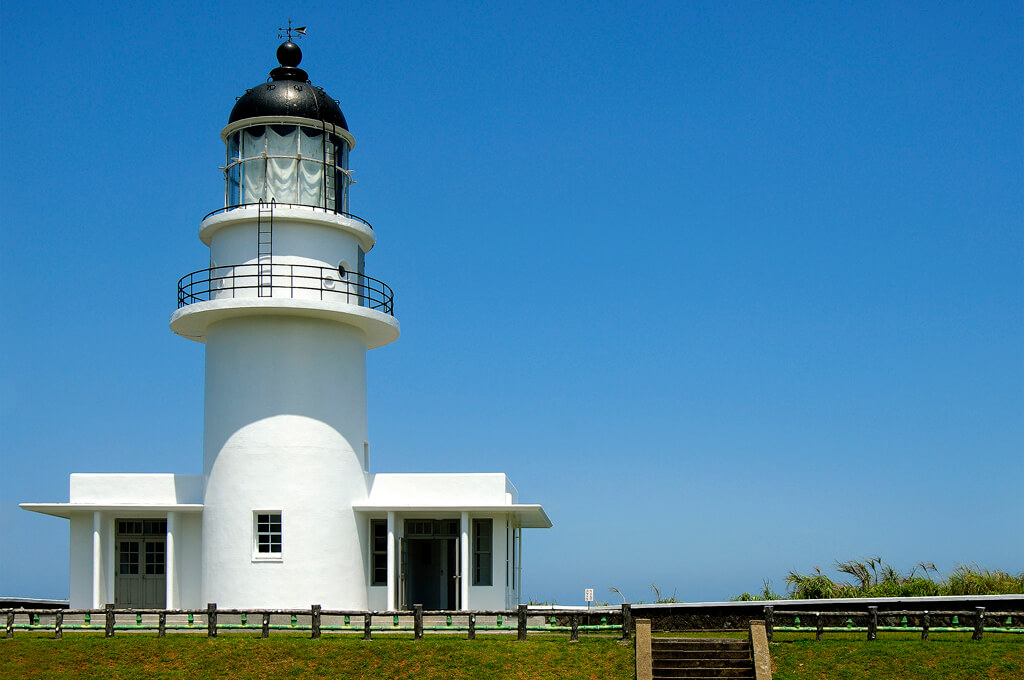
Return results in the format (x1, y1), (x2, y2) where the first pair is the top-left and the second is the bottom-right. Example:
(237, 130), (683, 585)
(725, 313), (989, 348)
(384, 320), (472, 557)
(4, 632), (1021, 679)
(770, 632), (1024, 680)
(0, 633), (634, 680)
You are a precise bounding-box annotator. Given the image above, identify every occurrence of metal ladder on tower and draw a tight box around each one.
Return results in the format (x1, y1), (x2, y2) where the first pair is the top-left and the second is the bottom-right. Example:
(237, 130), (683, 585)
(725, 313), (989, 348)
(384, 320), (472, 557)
(257, 199), (274, 296)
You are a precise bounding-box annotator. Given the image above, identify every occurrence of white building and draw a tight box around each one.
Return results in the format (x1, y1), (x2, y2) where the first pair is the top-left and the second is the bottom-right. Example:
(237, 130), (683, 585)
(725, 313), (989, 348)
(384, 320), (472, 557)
(21, 38), (550, 612)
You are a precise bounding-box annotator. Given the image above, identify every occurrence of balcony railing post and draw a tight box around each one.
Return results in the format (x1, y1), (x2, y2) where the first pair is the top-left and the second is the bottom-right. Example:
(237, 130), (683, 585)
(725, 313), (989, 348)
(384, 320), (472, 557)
(921, 611), (929, 641)
(468, 613), (476, 640)
(517, 604), (528, 641)
(867, 606), (878, 641)
(105, 603), (115, 638)
(363, 613), (372, 641)
(55, 610), (63, 639)
(621, 603), (632, 641)
(764, 606), (774, 642)
(973, 607), (985, 641)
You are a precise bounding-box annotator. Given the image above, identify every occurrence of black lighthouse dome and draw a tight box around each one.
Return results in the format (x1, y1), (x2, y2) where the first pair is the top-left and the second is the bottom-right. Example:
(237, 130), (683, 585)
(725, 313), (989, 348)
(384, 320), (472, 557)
(228, 40), (348, 130)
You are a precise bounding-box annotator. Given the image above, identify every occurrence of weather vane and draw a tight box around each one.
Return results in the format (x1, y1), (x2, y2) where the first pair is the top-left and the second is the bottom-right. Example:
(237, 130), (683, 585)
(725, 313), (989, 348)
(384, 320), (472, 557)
(278, 18), (307, 41)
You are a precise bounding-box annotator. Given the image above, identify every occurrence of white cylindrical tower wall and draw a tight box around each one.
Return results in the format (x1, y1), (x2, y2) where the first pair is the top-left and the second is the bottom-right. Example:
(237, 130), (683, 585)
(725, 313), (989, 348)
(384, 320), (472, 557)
(200, 314), (371, 608)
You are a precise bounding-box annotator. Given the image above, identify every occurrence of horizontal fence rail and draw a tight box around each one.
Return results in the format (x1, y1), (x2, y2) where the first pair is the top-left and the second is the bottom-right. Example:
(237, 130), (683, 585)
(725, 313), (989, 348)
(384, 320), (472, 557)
(3, 603), (631, 643)
(203, 202), (374, 231)
(177, 264), (394, 315)
(762, 605), (1024, 642)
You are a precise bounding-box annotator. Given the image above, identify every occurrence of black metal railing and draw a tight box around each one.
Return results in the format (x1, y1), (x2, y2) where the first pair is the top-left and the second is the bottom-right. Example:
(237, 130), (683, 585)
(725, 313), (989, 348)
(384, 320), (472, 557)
(177, 263), (394, 315)
(202, 202), (374, 231)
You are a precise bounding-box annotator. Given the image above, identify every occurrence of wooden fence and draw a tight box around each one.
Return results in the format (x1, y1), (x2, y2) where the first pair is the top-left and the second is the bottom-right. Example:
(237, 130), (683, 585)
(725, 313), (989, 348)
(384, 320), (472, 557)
(763, 605), (1023, 641)
(3, 603), (632, 642)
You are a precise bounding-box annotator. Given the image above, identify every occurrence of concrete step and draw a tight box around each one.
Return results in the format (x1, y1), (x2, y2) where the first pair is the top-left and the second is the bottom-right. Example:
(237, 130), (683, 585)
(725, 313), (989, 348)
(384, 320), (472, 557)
(651, 637), (755, 680)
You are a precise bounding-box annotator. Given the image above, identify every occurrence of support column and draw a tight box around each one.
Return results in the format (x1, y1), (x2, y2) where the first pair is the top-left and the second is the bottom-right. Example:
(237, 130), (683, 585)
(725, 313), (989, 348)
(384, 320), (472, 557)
(386, 511), (396, 611)
(92, 512), (102, 609)
(166, 512), (177, 609)
(460, 511), (470, 611)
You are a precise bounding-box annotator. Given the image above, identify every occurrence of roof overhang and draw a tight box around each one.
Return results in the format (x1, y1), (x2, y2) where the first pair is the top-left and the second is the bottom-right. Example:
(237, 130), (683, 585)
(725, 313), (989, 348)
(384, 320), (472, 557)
(352, 504), (552, 529)
(20, 503), (204, 519)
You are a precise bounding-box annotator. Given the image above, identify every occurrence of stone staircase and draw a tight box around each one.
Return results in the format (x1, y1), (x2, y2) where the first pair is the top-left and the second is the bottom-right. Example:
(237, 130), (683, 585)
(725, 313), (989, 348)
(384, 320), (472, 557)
(651, 637), (755, 680)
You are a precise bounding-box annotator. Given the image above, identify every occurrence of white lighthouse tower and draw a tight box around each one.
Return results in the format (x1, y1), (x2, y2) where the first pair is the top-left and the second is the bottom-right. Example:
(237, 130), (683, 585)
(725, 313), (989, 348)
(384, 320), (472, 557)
(23, 36), (549, 613)
(169, 38), (397, 608)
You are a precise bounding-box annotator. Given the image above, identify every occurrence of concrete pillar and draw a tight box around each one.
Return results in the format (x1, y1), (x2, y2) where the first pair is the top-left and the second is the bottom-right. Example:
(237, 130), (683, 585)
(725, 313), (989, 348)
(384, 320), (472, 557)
(386, 511), (396, 610)
(166, 512), (177, 608)
(92, 512), (102, 609)
(635, 618), (653, 680)
(460, 511), (470, 611)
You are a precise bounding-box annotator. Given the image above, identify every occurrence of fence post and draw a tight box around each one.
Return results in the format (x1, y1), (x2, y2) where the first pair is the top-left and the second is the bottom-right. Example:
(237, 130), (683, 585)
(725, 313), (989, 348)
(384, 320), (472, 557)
(414, 604), (424, 640)
(867, 606), (877, 641)
(815, 612), (824, 641)
(764, 606), (773, 642)
(468, 613), (476, 640)
(158, 612), (166, 637)
(105, 604), (115, 638)
(207, 603), (217, 638)
(311, 604), (321, 639)
(55, 610), (63, 639)
(517, 604), (528, 641)
(261, 612), (270, 638)
(621, 603), (632, 641)
(5, 610), (13, 638)
(363, 613), (372, 641)
(570, 613), (580, 642)
(973, 607), (985, 641)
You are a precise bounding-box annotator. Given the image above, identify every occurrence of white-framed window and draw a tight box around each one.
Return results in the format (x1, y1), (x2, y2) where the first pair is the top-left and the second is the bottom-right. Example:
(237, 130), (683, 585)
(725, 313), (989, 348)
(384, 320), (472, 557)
(473, 518), (492, 586)
(254, 511), (282, 560)
(370, 519), (387, 586)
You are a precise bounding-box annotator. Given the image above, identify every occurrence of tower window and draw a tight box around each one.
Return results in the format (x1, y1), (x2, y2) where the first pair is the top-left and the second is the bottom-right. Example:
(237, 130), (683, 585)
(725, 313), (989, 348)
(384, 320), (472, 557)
(254, 512), (282, 559)
(472, 518), (492, 586)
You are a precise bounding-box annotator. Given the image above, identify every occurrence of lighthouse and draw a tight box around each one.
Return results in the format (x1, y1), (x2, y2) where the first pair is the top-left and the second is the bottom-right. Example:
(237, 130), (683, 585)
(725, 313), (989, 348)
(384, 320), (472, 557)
(169, 38), (397, 608)
(23, 36), (549, 612)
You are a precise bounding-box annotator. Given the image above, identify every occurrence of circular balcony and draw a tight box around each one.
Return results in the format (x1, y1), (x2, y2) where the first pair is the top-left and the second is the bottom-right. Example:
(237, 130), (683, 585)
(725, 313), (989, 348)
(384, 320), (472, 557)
(177, 263), (393, 313)
(171, 263), (398, 348)
(203, 203), (374, 232)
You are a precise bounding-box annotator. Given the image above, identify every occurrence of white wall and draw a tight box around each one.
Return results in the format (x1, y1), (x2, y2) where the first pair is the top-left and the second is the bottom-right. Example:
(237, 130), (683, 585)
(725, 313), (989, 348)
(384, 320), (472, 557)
(367, 474), (513, 506)
(467, 513), (510, 610)
(201, 315), (371, 609)
(68, 515), (93, 608)
(175, 513), (203, 608)
(70, 474), (203, 505)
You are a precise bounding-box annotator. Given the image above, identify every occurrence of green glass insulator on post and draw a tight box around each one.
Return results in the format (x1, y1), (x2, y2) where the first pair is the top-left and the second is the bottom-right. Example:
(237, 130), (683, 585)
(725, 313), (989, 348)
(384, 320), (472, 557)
(136, 613), (142, 626)
(84, 613), (91, 625)
(952, 615), (959, 626)
(446, 614), (452, 626)
(846, 617), (853, 628)
(344, 615), (350, 626)
(188, 613), (194, 625)
(497, 614), (502, 627)
(393, 614), (399, 627)
(241, 613), (247, 625)
(290, 614), (297, 627)
(794, 616), (801, 626)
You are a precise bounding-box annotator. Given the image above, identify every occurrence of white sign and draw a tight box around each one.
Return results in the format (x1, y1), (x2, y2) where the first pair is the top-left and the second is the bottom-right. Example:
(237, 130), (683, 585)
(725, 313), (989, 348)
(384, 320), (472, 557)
(584, 588), (594, 602)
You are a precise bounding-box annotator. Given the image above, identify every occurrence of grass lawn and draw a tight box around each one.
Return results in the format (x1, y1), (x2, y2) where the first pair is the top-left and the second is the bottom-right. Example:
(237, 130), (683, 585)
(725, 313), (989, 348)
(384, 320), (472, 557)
(770, 632), (1023, 680)
(0, 633), (634, 680)
(4, 631), (1021, 679)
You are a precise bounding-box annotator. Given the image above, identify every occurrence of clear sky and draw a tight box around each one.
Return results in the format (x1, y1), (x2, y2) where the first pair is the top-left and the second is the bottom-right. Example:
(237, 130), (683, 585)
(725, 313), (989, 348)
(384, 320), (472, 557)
(1, 1), (1021, 605)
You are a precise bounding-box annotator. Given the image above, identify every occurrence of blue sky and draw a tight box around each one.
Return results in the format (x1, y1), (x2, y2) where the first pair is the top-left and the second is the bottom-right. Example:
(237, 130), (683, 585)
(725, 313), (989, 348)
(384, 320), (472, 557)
(1, 1), (1021, 604)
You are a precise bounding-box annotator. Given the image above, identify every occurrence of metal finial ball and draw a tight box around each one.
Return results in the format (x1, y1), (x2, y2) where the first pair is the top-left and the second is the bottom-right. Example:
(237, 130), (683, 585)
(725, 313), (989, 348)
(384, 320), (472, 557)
(277, 41), (302, 67)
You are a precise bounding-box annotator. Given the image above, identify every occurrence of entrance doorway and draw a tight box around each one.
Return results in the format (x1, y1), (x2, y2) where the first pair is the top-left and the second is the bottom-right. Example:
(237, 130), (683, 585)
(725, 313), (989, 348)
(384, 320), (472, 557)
(401, 519), (459, 610)
(115, 519), (167, 608)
